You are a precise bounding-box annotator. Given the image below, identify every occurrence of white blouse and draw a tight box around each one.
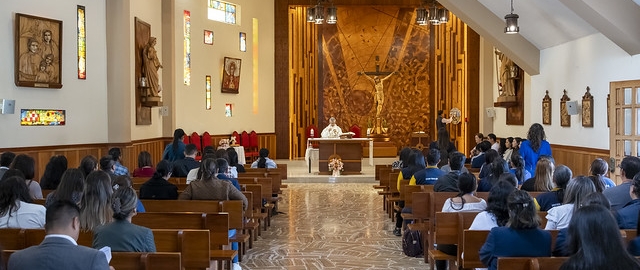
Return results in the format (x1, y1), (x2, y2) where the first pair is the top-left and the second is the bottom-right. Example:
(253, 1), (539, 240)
(469, 211), (498, 230)
(545, 203), (574, 230)
(442, 198), (487, 213)
(0, 200), (46, 229)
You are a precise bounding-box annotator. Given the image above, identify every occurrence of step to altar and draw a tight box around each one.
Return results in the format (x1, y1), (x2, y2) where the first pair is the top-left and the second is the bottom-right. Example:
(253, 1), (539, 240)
(363, 142), (397, 158)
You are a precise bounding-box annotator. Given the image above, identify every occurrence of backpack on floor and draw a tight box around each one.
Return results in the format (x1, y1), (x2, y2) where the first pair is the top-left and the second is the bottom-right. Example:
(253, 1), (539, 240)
(402, 228), (423, 257)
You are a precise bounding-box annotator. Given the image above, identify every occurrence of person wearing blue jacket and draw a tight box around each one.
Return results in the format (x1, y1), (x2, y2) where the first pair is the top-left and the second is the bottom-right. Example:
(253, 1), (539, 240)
(518, 123), (552, 177)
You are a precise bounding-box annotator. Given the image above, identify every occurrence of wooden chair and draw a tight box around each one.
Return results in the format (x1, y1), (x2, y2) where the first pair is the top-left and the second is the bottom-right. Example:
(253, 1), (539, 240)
(249, 130), (259, 160)
(462, 230), (490, 269)
(349, 124), (361, 138)
(206, 212), (238, 270)
(241, 131), (256, 163)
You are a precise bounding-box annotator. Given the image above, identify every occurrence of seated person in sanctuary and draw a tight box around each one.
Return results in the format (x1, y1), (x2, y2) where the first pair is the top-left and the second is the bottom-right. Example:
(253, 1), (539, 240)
(479, 190), (551, 270)
(469, 180), (515, 230)
(251, 148), (277, 169)
(470, 141), (491, 168)
(410, 149), (445, 185)
(321, 117), (342, 138)
(434, 152), (465, 192)
(93, 186), (156, 252)
(139, 160), (179, 200)
(171, 143), (200, 177)
(615, 174), (640, 229)
(545, 176), (596, 230)
(535, 165), (572, 211)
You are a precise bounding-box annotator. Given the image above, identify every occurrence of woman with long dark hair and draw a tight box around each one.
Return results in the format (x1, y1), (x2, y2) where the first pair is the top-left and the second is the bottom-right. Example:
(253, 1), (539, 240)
(545, 176), (596, 230)
(508, 152), (530, 185)
(79, 171), (113, 231)
(478, 158), (508, 192)
(469, 180), (516, 230)
(561, 205), (640, 270)
(590, 158), (616, 189)
(44, 168), (85, 207)
(480, 190), (551, 270)
(140, 160), (178, 200)
(162, 128), (186, 162)
(226, 147), (245, 173)
(392, 147), (412, 170)
(519, 123), (552, 176)
(503, 137), (514, 162)
(251, 148), (277, 168)
(39, 155), (68, 190)
(429, 128), (457, 167)
(0, 176), (46, 229)
(443, 173), (486, 212)
(10, 154), (42, 199)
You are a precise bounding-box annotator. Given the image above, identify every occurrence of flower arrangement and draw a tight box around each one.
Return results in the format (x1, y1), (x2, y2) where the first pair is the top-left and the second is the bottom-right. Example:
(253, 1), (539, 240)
(328, 157), (344, 176)
(218, 139), (230, 149)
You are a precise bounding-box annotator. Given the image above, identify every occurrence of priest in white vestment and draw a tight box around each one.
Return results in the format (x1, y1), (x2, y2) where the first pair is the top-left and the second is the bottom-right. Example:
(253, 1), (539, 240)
(321, 117), (342, 138)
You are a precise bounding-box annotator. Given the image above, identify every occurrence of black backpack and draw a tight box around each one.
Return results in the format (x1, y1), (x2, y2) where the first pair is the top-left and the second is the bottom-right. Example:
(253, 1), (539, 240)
(402, 228), (424, 257)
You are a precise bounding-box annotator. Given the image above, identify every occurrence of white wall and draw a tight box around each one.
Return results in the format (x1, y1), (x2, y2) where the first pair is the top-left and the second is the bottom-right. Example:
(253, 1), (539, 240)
(0, 0), (108, 148)
(172, 0), (275, 135)
(492, 33), (640, 149)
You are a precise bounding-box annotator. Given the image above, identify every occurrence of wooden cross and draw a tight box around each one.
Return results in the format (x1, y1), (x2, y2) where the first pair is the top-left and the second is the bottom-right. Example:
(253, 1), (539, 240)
(362, 56), (393, 76)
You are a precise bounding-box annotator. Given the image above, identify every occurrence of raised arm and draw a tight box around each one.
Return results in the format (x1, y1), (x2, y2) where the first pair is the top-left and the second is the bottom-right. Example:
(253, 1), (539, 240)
(381, 70), (396, 81)
(358, 71), (375, 83)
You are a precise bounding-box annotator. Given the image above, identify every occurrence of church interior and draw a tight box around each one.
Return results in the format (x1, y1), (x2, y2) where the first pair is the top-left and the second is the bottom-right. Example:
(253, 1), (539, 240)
(1, 0), (640, 269)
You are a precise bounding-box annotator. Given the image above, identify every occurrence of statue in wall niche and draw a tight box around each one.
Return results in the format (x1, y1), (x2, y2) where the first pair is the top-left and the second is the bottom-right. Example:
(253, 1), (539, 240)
(142, 37), (162, 97)
(495, 50), (517, 97)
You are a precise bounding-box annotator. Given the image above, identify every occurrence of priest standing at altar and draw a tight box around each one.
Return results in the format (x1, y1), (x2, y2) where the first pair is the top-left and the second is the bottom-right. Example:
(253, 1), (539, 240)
(321, 117), (343, 138)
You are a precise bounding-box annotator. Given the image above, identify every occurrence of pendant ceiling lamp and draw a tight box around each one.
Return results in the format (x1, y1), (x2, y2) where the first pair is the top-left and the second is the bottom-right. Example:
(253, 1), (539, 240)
(504, 0), (519, 34)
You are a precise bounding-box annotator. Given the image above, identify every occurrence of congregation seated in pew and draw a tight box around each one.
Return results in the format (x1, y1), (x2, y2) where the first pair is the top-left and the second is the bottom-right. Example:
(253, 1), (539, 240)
(132, 150), (155, 177)
(44, 168), (85, 208)
(251, 148), (277, 169)
(171, 143), (200, 177)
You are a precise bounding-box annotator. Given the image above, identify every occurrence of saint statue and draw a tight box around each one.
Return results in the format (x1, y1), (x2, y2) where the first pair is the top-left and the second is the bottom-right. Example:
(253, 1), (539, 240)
(142, 37), (163, 97)
(359, 71), (396, 117)
(495, 50), (516, 97)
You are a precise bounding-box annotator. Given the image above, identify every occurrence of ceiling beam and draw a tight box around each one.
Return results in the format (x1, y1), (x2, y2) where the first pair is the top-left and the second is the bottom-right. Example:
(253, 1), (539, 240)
(559, 0), (640, 55)
(437, 0), (540, 75)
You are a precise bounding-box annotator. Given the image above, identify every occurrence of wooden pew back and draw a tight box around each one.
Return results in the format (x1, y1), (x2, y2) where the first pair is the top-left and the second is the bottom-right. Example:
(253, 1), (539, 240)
(111, 252), (182, 270)
(141, 200), (221, 213)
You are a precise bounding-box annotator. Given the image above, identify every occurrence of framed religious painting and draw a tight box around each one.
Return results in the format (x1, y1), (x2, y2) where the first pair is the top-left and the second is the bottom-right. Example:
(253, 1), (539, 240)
(582, 86), (593, 127)
(221, 57), (241, 94)
(204, 30), (213, 45)
(542, 90), (551, 125)
(14, 13), (63, 88)
(560, 90), (571, 127)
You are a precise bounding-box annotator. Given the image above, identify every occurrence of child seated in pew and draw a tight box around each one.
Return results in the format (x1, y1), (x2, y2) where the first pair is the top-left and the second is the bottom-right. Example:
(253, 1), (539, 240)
(560, 204), (640, 270)
(469, 180), (516, 230)
(479, 190), (551, 270)
(93, 187), (156, 252)
(554, 192), (610, 256)
(436, 173), (486, 270)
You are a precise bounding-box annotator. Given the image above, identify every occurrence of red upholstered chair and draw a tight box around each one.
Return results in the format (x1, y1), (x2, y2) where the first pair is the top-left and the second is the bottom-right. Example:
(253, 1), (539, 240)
(190, 132), (201, 156)
(183, 134), (190, 144)
(201, 131), (212, 151)
(305, 125), (319, 148)
(249, 130), (259, 152)
(349, 124), (361, 138)
(241, 131), (257, 163)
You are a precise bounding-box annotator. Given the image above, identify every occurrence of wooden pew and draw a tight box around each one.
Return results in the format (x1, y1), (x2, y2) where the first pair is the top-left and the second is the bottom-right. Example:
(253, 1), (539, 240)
(132, 212), (237, 270)
(17, 228), (210, 270)
(220, 200), (251, 262)
(2, 250), (182, 270)
(241, 191), (261, 246)
(243, 184), (269, 232)
(497, 257), (567, 270)
(111, 252), (182, 270)
(427, 212), (480, 269)
(141, 200), (221, 213)
(376, 167), (394, 211)
(238, 178), (275, 227)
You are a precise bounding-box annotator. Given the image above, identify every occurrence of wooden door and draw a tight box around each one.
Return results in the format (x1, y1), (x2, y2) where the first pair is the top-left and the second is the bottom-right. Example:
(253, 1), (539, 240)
(609, 80), (640, 183)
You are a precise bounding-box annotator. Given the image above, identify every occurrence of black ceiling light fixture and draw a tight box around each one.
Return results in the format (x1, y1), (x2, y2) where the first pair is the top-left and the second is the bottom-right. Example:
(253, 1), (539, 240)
(306, 0), (337, 25)
(504, 0), (519, 34)
(416, 0), (449, 26)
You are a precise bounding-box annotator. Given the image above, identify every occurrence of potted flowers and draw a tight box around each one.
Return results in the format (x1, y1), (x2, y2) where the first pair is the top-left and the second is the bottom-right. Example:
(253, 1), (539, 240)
(328, 156), (344, 177)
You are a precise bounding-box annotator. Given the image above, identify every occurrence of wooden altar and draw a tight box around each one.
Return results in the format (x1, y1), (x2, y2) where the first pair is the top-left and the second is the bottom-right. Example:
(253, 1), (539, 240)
(308, 138), (372, 174)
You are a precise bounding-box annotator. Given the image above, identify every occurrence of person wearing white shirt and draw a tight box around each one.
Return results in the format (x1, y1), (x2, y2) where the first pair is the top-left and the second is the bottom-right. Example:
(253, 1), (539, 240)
(488, 133), (500, 152)
(0, 176), (46, 229)
(545, 176), (596, 230)
(321, 117), (343, 138)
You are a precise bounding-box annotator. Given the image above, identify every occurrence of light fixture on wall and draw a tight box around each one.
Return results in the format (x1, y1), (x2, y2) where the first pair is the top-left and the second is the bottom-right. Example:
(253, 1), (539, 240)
(306, 0), (337, 25)
(504, 0), (519, 34)
(415, 1), (449, 26)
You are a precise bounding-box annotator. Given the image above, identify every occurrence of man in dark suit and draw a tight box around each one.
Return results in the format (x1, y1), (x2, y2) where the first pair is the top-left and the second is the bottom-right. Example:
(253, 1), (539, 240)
(172, 144), (200, 177)
(8, 200), (112, 270)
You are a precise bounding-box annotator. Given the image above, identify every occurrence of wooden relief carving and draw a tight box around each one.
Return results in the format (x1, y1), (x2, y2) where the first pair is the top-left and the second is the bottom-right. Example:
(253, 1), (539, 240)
(560, 89), (571, 127)
(582, 86), (593, 127)
(542, 90), (551, 125)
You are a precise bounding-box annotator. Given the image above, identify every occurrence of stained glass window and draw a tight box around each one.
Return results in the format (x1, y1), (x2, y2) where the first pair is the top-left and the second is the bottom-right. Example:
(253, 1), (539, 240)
(208, 0), (238, 25)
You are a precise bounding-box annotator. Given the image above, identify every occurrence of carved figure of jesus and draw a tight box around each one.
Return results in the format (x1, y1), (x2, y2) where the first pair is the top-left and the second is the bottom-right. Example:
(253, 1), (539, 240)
(359, 71), (396, 117)
(495, 50), (515, 97)
(142, 37), (163, 97)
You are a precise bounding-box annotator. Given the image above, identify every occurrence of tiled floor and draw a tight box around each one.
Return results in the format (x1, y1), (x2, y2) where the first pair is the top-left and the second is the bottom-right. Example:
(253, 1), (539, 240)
(239, 159), (428, 270)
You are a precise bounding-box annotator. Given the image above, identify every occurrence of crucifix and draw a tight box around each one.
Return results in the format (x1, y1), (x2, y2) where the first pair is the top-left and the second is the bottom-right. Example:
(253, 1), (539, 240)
(357, 56), (397, 135)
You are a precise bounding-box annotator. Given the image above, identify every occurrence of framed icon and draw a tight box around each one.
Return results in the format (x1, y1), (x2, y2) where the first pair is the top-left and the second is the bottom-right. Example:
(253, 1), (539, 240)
(582, 86), (593, 127)
(204, 30), (213, 45)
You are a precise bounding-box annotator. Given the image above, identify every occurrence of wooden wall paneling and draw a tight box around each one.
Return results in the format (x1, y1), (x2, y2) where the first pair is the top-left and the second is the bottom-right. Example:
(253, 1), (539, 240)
(275, 0), (290, 159)
(551, 144), (609, 177)
(466, 27), (480, 155)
